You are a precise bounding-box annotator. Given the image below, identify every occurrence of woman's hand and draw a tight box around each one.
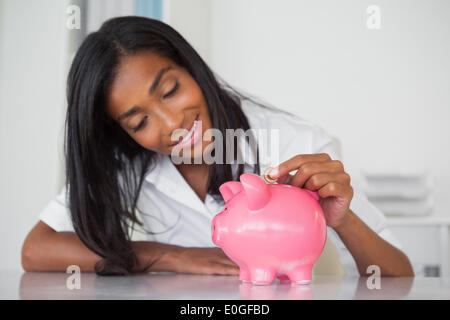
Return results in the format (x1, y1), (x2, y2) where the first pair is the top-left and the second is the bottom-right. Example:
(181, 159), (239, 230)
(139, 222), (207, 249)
(265, 153), (354, 228)
(172, 247), (240, 275)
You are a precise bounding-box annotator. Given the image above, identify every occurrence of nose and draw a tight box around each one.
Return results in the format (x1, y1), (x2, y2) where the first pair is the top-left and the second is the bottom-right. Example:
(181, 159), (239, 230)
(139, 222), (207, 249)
(154, 107), (184, 141)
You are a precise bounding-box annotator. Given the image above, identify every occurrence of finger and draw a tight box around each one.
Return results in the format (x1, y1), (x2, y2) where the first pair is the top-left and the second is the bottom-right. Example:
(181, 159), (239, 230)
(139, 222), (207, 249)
(290, 160), (345, 187)
(267, 153), (331, 181)
(304, 173), (351, 191)
(217, 269), (240, 276)
(276, 173), (294, 185)
(217, 258), (238, 267)
(317, 182), (354, 199)
(211, 263), (240, 275)
(264, 167), (294, 185)
(215, 250), (239, 266)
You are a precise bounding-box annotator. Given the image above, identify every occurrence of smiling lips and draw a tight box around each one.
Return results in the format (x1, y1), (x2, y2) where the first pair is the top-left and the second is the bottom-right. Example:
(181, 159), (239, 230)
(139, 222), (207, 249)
(170, 114), (200, 147)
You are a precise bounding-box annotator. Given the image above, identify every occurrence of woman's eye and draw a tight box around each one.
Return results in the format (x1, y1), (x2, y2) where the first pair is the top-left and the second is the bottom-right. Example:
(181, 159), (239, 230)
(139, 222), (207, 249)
(132, 116), (148, 133)
(163, 81), (179, 98)
(130, 82), (178, 133)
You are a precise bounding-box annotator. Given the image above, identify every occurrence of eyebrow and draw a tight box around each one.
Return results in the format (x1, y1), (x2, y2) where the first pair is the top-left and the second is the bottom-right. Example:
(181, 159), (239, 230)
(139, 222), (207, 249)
(117, 66), (173, 122)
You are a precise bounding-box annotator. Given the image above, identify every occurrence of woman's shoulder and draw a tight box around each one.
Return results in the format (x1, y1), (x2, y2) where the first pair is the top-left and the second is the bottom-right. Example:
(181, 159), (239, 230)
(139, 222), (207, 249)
(240, 98), (312, 128)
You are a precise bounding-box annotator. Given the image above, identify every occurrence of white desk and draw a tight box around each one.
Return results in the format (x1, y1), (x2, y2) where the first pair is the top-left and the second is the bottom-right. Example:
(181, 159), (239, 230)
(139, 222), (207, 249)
(1, 270), (449, 300)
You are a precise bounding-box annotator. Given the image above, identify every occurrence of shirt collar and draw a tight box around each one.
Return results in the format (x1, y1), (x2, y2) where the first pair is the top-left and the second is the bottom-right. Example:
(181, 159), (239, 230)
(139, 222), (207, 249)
(143, 120), (269, 216)
(144, 153), (220, 217)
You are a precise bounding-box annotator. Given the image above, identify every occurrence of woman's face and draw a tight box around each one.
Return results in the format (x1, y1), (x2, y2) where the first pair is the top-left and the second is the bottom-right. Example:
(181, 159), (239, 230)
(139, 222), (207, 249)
(106, 50), (213, 159)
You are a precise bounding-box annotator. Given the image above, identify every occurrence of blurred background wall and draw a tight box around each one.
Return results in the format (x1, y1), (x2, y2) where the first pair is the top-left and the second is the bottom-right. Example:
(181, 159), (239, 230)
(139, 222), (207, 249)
(1, 0), (449, 275)
(0, 0), (70, 271)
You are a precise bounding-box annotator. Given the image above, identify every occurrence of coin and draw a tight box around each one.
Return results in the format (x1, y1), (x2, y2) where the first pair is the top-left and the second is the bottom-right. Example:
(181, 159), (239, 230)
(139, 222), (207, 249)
(264, 168), (278, 184)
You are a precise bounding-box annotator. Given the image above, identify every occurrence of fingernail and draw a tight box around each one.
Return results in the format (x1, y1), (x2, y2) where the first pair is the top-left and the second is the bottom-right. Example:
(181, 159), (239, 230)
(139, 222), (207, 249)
(269, 167), (279, 178)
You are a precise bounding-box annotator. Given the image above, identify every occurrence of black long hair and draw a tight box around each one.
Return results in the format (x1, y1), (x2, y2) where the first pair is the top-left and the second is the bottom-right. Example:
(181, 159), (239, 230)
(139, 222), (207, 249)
(65, 16), (291, 275)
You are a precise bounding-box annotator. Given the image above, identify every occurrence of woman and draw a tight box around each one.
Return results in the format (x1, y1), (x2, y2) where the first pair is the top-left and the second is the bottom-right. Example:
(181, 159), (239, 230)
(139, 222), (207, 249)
(21, 16), (414, 277)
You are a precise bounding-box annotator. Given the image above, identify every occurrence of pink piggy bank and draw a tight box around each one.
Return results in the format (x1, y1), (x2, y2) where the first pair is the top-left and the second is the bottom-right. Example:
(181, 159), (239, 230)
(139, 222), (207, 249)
(211, 173), (327, 285)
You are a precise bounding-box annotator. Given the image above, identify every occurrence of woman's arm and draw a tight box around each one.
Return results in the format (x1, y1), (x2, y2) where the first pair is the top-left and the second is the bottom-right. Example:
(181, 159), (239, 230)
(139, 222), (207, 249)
(333, 209), (414, 276)
(21, 221), (179, 272)
(21, 221), (239, 275)
(265, 153), (414, 277)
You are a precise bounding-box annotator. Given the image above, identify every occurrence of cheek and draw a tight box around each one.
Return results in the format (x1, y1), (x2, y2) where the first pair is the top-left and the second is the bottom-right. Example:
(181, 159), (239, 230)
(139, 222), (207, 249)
(184, 83), (211, 126)
(132, 129), (161, 150)
(178, 80), (204, 106)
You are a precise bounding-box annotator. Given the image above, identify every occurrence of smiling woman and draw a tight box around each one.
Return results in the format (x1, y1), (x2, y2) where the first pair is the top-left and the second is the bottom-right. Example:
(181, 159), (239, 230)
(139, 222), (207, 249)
(21, 15), (413, 279)
(40, 15), (276, 275)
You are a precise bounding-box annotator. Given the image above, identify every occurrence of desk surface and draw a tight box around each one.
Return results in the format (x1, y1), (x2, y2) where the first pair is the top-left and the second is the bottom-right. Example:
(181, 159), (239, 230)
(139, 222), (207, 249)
(1, 269), (449, 300)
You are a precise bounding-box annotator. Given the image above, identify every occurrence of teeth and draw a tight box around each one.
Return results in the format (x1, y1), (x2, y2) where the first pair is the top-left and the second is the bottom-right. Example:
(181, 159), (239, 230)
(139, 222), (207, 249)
(179, 120), (197, 144)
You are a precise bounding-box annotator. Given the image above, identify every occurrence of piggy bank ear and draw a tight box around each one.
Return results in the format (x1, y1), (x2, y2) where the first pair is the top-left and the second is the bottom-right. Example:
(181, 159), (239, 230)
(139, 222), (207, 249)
(239, 173), (271, 211)
(219, 181), (243, 203)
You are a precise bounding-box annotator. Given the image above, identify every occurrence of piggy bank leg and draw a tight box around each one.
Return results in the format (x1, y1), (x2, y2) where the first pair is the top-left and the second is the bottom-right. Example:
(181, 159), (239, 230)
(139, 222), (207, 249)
(249, 267), (276, 285)
(287, 264), (313, 285)
(239, 268), (251, 283)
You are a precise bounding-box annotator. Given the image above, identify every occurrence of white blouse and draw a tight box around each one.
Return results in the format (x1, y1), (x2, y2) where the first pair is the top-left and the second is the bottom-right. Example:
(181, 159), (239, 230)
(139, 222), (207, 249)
(38, 98), (403, 276)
